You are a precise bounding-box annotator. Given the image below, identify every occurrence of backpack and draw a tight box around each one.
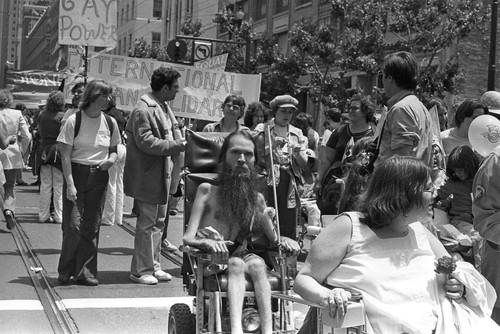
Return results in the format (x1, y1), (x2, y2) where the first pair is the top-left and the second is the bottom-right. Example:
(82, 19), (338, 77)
(74, 110), (114, 139)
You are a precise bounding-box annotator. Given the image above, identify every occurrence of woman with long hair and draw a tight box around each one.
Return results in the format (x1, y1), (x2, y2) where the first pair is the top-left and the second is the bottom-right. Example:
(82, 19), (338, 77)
(314, 94), (376, 214)
(56, 80), (121, 286)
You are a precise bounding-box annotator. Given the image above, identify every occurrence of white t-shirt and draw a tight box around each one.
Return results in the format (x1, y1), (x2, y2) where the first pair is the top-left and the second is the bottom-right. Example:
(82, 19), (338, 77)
(61, 107), (78, 127)
(440, 128), (471, 157)
(57, 111), (120, 165)
(321, 129), (332, 147)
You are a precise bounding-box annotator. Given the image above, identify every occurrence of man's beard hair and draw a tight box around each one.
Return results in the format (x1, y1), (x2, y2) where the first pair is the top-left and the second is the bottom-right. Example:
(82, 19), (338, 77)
(217, 163), (259, 233)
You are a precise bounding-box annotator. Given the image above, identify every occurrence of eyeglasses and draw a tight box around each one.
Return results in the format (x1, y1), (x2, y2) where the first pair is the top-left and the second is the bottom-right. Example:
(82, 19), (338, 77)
(423, 184), (438, 196)
(225, 104), (241, 112)
(100, 94), (112, 101)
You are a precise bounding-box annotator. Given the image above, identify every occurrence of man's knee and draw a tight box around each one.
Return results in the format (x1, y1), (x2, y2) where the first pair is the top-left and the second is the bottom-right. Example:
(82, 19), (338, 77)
(228, 257), (245, 276)
(246, 257), (267, 278)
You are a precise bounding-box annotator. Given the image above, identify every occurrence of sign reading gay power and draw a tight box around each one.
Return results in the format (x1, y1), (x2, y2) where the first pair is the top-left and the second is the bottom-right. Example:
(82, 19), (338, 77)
(59, 0), (117, 47)
(67, 51), (261, 121)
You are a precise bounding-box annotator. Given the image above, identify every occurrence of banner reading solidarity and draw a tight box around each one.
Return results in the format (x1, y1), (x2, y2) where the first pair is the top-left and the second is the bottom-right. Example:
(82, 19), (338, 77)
(67, 51), (261, 121)
(59, 0), (117, 47)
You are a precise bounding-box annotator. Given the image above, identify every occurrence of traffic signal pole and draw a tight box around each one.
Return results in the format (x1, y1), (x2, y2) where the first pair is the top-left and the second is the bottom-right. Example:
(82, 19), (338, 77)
(175, 35), (251, 72)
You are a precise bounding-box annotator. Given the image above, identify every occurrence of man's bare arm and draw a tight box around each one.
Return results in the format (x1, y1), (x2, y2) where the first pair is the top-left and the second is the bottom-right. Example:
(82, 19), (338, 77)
(183, 183), (233, 253)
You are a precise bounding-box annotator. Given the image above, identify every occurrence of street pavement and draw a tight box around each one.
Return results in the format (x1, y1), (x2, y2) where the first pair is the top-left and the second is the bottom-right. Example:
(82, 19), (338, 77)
(0, 171), (308, 333)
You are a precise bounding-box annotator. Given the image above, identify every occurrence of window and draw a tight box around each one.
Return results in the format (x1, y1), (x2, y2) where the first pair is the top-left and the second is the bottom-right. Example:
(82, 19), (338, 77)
(255, 0), (267, 21)
(152, 32), (161, 47)
(129, 34), (132, 49)
(131, 1), (135, 18)
(153, 0), (162, 18)
(275, 0), (289, 14)
(121, 8), (124, 25)
(126, 4), (129, 21)
(118, 40), (122, 55)
(123, 37), (127, 54)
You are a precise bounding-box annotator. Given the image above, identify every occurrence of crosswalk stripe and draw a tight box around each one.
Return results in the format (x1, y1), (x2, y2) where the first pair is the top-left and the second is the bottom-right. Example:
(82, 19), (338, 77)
(61, 297), (194, 309)
(0, 300), (44, 311)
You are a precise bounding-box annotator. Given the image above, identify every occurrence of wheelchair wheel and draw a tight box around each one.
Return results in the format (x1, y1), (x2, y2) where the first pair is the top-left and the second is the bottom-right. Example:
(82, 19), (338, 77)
(168, 303), (194, 334)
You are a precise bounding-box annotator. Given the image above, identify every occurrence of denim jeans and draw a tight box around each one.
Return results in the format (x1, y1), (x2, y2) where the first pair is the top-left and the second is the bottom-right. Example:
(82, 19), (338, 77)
(57, 163), (108, 280)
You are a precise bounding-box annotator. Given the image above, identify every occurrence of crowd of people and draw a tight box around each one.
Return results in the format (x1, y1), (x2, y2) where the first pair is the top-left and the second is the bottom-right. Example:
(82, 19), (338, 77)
(1, 49), (500, 333)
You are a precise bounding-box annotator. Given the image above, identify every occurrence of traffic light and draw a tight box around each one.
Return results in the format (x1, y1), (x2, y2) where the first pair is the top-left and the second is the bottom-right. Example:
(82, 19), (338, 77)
(167, 39), (187, 63)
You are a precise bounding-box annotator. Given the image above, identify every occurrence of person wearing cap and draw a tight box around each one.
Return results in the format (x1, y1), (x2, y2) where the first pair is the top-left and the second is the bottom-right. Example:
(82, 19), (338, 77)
(203, 95), (249, 132)
(440, 99), (485, 157)
(374, 51), (434, 169)
(314, 94), (375, 215)
(253, 94), (308, 242)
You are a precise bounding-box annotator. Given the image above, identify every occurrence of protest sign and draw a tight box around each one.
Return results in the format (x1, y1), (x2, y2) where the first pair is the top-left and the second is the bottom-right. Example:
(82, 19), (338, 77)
(59, 0), (117, 47)
(67, 51), (261, 121)
(6, 70), (64, 109)
(194, 54), (228, 72)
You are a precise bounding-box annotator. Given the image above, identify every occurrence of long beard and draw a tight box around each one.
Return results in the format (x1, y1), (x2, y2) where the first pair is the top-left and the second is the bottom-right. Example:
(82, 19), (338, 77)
(217, 163), (259, 232)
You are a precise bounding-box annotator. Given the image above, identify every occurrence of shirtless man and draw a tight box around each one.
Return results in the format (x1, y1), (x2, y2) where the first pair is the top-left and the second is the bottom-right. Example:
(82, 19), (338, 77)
(183, 129), (299, 334)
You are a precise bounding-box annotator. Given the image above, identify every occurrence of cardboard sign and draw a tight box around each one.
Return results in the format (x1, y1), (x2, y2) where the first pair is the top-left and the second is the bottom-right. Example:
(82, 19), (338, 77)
(59, 0), (117, 47)
(66, 51), (261, 121)
(194, 54), (228, 72)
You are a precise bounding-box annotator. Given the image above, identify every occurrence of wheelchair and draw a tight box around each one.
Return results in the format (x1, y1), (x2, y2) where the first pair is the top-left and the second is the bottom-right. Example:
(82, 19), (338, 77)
(167, 130), (366, 334)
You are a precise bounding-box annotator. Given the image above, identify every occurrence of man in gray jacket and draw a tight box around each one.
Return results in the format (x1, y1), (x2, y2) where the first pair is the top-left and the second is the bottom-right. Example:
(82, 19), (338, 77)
(124, 67), (186, 285)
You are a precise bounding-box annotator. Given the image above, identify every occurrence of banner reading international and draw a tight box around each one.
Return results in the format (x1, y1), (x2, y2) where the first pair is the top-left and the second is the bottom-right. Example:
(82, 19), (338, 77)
(67, 51), (261, 121)
(59, 0), (117, 47)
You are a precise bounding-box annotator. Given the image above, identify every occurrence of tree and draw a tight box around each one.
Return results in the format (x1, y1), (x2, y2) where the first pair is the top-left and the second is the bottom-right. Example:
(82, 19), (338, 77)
(275, 0), (485, 111)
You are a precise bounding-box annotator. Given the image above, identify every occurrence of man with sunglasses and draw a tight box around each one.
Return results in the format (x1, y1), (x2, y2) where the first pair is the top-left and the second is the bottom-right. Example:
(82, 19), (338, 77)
(203, 95), (249, 132)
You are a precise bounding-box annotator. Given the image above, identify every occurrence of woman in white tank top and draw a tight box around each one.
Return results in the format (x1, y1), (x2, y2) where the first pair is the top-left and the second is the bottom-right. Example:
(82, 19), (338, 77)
(294, 156), (499, 334)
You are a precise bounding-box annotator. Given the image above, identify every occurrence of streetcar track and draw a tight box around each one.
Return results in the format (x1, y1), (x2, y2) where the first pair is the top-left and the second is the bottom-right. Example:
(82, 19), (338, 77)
(11, 223), (79, 334)
(119, 221), (184, 267)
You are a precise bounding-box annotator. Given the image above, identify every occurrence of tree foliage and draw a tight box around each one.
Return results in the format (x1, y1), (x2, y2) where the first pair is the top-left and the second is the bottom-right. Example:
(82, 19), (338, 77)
(128, 1), (485, 110)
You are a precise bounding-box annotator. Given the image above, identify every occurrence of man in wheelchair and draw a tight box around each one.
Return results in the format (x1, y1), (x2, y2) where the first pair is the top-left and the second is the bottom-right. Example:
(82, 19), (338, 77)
(183, 130), (300, 334)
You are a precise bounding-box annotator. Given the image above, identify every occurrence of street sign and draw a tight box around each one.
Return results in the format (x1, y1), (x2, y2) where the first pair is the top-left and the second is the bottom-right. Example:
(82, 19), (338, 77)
(167, 39), (188, 62)
(194, 41), (212, 61)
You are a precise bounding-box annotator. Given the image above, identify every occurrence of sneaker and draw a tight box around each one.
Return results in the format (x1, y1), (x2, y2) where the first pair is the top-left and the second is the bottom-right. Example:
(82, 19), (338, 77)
(4, 210), (16, 230)
(169, 209), (178, 216)
(100, 221), (114, 226)
(161, 240), (178, 252)
(154, 270), (172, 282)
(39, 217), (55, 224)
(77, 277), (99, 286)
(130, 274), (158, 285)
(16, 180), (28, 186)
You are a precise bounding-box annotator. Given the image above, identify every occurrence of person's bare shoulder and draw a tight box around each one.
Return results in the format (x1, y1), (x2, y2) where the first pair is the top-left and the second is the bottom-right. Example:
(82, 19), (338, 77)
(195, 182), (218, 208)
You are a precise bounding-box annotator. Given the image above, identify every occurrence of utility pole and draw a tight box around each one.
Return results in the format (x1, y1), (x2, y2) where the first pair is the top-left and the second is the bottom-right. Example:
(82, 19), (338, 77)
(488, 0), (498, 91)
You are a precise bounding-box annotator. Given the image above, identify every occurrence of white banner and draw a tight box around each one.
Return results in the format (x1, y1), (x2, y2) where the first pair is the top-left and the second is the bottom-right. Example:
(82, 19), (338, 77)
(66, 51), (261, 121)
(59, 0), (117, 47)
(194, 53), (228, 72)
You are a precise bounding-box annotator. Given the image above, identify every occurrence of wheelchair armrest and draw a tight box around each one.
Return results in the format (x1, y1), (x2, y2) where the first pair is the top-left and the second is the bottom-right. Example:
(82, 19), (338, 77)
(267, 247), (298, 259)
(179, 244), (228, 265)
(274, 289), (366, 328)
